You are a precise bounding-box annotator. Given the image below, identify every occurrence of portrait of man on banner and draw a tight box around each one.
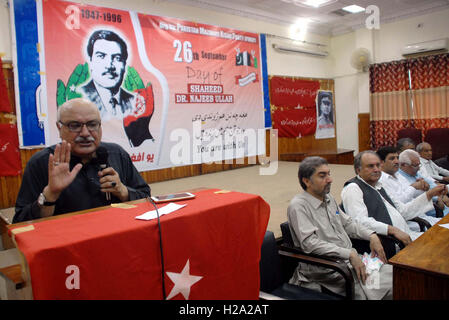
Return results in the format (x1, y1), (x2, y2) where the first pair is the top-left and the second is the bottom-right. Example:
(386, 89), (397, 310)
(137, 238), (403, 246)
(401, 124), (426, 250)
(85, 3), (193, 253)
(315, 90), (335, 139)
(57, 29), (155, 148)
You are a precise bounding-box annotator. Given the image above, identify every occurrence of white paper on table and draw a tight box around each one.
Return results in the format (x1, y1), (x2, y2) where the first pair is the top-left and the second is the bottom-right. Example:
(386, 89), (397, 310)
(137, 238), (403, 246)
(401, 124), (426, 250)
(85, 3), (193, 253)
(135, 202), (187, 221)
(438, 223), (449, 230)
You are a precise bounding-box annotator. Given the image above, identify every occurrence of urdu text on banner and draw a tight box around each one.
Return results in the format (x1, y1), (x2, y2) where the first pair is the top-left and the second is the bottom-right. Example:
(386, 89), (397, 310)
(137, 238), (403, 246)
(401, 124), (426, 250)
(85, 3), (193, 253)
(270, 76), (320, 138)
(37, 0), (266, 171)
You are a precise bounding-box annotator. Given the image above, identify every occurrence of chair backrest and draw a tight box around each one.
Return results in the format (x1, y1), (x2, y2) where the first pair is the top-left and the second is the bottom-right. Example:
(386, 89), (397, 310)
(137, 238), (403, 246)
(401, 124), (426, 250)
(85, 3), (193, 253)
(424, 128), (449, 160)
(280, 222), (294, 247)
(259, 231), (283, 293)
(397, 128), (422, 146)
(434, 155), (449, 171)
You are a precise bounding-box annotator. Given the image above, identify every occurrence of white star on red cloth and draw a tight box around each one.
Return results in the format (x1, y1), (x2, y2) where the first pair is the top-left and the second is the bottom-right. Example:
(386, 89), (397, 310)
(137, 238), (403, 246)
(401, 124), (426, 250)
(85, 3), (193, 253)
(166, 259), (203, 300)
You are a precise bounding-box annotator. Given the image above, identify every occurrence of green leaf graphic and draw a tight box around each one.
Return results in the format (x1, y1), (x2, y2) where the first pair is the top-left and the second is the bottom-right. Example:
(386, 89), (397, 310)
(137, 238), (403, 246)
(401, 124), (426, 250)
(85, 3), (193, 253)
(66, 63), (89, 100)
(124, 66), (145, 92)
(56, 79), (66, 107)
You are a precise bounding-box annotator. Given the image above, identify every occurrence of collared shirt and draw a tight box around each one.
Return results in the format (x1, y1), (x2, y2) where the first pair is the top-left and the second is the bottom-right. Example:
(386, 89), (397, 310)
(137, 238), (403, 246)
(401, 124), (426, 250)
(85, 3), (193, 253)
(341, 176), (430, 240)
(420, 157), (449, 181)
(14, 142), (151, 223)
(287, 191), (374, 260)
(95, 84), (126, 119)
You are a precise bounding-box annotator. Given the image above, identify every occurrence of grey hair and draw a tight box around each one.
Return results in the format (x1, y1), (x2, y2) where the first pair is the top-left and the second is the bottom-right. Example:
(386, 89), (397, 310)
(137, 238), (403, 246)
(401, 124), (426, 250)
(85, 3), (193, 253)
(416, 142), (430, 153)
(353, 150), (379, 174)
(396, 137), (416, 152)
(399, 149), (420, 165)
(57, 98), (99, 122)
(298, 156), (328, 190)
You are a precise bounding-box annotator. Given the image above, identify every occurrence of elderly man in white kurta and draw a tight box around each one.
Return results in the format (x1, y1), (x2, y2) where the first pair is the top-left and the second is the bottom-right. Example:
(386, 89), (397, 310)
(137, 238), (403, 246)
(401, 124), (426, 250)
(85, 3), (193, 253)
(288, 156), (392, 300)
(376, 146), (441, 232)
(417, 142), (449, 183)
(341, 151), (446, 245)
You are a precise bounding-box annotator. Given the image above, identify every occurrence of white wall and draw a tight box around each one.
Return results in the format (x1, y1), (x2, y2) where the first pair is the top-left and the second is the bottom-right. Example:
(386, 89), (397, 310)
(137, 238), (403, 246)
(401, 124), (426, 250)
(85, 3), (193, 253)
(1, 1), (449, 154)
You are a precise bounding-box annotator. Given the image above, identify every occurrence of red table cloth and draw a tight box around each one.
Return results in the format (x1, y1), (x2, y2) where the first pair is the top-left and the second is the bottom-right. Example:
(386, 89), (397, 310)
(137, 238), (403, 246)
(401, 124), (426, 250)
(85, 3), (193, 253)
(11, 189), (270, 300)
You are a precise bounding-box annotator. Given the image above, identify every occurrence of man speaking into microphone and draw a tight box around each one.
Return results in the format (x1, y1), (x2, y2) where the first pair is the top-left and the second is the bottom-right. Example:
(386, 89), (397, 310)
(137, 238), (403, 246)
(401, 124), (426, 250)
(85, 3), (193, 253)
(14, 98), (151, 223)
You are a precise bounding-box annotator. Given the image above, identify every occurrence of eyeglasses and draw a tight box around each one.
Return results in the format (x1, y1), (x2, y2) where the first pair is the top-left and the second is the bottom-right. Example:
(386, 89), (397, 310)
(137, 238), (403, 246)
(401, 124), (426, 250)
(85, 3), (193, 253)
(409, 163), (421, 169)
(58, 120), (101, 133)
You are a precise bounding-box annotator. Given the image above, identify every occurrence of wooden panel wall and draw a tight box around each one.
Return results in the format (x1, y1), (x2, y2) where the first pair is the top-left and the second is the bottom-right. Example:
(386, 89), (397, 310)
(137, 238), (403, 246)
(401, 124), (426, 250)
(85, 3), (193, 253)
(0, 65), (257, 209)
(271, 76), (337, 155)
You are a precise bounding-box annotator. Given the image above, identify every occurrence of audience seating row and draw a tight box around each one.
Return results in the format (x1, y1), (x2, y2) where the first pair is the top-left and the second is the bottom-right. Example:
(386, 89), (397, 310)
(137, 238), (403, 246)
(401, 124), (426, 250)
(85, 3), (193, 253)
(397, 127), (449, 161)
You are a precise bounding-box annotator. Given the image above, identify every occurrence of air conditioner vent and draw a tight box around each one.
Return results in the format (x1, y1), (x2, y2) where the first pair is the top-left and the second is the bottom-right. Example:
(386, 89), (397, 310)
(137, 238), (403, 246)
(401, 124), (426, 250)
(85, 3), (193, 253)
(330, 9), (351, 16)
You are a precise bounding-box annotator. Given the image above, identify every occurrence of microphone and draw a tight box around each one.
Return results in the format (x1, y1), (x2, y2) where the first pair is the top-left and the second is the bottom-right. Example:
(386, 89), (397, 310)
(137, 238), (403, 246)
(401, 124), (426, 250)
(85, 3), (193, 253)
(96, 146), (111, 201)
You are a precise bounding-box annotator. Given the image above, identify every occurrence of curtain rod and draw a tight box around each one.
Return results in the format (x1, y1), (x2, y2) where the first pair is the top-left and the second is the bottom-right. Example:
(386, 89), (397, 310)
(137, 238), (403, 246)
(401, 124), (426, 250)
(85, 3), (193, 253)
(265, 33), (327, 48)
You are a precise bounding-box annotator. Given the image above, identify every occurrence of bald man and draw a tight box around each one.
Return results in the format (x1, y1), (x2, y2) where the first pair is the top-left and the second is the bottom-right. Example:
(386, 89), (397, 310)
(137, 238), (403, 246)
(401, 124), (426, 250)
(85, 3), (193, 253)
(14, 98), (151, 223)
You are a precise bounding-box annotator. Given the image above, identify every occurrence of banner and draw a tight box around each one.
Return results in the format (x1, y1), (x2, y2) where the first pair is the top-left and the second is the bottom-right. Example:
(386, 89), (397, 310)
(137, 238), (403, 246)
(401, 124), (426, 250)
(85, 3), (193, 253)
(10, 0), (45, 146)
(270, 76), (320, 138)
(37, 0), (266, 171)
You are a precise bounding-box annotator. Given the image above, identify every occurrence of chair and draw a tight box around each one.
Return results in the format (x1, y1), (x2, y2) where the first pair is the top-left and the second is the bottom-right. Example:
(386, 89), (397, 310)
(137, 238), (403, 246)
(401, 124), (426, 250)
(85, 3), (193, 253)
(336, 203), (406, 259)
(424, 128), (449, 160)
(0, 208), (16, 250)
(397, 128), (422, 146)
(259, 231), (339, 300)
(434, 155), (449, 171)
(0, 248), (26, 300)
(278, 223), (354, 299)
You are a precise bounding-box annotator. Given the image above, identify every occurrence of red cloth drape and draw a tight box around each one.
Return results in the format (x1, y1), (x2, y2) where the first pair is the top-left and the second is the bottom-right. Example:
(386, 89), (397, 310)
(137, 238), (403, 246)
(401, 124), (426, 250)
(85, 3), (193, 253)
(11, 189), (270, 300)
(0, 124), (21, 176)
(270, 76), (320, 138)
(0, 56), (12, 113)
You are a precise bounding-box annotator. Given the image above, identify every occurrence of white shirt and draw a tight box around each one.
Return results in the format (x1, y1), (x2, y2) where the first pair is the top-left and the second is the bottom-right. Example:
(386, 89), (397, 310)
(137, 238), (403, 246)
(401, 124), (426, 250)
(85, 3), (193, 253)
(379, 171), (441, 228)
(379, 171), (421, 203)
(420, 157), (449, 181)
(341, 176), (432, 240)
(94, 83), (127, 120)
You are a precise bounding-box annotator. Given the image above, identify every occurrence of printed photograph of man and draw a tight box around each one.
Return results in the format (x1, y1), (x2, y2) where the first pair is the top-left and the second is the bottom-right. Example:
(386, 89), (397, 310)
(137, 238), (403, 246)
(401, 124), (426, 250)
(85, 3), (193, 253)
(317, 91), (334, 128)
(315, 90), (335, 139)
(78, 29), (154, 148)
(80, 29), (135, 120)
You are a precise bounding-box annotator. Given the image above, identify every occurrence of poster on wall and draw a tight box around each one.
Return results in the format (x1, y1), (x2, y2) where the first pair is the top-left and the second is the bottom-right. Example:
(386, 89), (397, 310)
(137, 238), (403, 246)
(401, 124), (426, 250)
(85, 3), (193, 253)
(314, 90), (335, 139)
(31, 0), (266, 171)
(269, 76), (320, 138)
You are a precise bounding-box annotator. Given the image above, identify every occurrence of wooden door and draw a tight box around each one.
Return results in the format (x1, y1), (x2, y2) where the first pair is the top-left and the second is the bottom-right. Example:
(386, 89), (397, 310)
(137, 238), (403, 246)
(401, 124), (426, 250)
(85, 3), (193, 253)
(358, 113), (370, 152)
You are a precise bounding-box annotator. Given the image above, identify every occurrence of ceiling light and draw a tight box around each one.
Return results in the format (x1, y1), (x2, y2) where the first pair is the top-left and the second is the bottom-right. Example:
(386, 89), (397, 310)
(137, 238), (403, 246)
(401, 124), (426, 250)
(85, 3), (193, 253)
(289, 18), (309, 41)
(341, 5), (365, 13)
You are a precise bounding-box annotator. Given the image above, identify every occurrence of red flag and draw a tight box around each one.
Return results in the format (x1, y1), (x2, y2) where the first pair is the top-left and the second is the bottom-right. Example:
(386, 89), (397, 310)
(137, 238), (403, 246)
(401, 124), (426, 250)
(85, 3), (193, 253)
(11, 189), (270, 299)
(0, 124), (21, 176)
(272, 107), (317, 138)
(0, 56), (12, 113)
(123, 85), (155, 147)
(270, 77), (320, 109)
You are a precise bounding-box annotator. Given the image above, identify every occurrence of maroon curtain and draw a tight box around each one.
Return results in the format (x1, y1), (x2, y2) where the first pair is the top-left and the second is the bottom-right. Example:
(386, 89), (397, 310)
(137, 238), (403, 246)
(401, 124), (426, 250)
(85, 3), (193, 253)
(369, 53), (449, 149)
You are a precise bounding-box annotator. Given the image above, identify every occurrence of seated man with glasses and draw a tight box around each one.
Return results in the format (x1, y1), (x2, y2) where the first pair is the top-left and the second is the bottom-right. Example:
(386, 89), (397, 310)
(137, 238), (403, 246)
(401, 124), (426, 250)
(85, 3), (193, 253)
(398, 149), (449, 218)
(14, 98), (151, 223)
